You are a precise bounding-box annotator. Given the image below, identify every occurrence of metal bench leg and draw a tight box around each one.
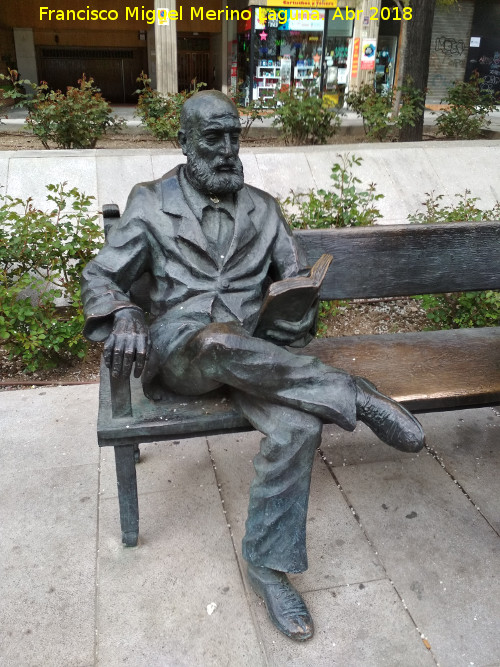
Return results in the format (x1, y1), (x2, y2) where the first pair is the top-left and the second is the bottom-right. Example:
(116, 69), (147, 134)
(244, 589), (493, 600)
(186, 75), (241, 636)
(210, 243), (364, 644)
(114, 445), (139, 547)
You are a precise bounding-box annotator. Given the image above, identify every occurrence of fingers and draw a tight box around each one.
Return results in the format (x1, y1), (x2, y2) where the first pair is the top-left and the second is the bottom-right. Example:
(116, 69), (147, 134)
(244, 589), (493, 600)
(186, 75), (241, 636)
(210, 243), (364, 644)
(111, 337), (126, 378)
(264, 328), (296, 344)
(103, 334), (115, 369)
(133, 334), (148, 378)
(104, 312), (149, 378)
(273, 318), (302, 334)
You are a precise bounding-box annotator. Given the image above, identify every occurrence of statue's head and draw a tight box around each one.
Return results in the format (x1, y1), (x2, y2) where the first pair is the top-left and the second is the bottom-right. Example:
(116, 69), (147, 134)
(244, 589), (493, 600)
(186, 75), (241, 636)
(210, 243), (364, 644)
(178, 90), (244, 195)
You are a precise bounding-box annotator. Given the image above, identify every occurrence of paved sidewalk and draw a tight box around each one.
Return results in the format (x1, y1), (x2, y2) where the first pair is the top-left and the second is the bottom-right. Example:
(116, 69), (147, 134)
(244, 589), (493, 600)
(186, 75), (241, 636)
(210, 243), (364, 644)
(1, 385), (499, 666)
(2, 104), (500, 133)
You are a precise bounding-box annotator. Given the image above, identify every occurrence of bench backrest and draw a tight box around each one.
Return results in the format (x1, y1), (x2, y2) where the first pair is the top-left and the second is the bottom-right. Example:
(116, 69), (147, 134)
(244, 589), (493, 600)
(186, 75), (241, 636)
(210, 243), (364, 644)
(101, 206), (500, 301)
(296, 221), (500, 300)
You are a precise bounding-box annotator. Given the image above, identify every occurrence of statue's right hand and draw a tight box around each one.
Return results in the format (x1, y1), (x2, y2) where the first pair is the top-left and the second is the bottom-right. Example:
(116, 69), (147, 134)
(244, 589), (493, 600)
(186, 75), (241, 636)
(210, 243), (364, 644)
(104, 308), (150, 379)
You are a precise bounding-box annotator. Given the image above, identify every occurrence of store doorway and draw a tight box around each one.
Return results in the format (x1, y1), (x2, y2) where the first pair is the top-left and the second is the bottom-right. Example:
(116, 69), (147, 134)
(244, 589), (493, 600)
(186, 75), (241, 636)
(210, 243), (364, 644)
(36, 46), (146, 103)
(177, 34), (212, 91)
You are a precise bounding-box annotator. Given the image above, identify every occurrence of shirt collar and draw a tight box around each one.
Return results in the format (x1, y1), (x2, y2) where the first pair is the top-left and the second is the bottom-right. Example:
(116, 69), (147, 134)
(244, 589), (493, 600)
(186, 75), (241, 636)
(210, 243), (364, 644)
(179, 165), (235, 221)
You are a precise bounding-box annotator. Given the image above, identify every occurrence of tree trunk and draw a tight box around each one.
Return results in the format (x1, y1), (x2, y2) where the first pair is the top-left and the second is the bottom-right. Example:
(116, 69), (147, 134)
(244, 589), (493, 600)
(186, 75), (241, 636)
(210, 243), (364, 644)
(398, 0), (436, 141)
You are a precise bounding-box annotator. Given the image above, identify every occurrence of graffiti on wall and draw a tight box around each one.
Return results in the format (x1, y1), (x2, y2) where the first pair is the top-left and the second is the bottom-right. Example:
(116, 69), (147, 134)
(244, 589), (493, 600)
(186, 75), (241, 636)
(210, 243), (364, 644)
(435, 35), (466, 59)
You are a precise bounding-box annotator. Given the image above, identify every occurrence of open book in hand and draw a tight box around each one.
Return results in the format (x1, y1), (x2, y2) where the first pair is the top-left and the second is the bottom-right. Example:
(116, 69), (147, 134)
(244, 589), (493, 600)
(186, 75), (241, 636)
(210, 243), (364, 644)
(254, 254), (333, 337)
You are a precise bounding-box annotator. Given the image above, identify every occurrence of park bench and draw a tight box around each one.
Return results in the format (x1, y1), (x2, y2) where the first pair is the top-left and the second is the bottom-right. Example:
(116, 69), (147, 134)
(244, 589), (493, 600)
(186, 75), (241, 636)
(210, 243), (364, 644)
(97, 205), (500, 547)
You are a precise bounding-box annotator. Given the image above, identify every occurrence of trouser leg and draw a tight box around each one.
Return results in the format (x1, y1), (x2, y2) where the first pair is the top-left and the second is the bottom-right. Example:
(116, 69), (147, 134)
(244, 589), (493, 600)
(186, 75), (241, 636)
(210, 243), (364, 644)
(153, 321), (357, 431)
(232, 390), (323, 573)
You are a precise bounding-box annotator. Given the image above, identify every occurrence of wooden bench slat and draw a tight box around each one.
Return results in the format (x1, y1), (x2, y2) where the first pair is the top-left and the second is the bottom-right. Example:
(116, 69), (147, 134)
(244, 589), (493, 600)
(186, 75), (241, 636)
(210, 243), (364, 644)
(98, 327), (500, 446)
(296, 222), (500, 300)
(302, 327), (500, 411)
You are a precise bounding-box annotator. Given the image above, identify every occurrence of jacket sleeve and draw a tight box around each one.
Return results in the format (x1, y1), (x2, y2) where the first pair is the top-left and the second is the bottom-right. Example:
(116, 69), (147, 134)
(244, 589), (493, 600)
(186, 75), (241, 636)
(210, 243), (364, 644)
(269, 198), (310, 281)
(81, 189), (151, 342)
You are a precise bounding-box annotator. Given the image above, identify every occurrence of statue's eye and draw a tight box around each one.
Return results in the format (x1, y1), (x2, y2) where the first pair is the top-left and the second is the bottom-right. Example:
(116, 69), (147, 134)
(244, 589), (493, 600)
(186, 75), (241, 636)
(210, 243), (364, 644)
(204, 133), (219, 145)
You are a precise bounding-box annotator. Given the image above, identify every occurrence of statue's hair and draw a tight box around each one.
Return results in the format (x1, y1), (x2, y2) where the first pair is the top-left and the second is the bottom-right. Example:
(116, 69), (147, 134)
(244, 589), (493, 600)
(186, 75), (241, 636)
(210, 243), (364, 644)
(180, 90), (238, 131)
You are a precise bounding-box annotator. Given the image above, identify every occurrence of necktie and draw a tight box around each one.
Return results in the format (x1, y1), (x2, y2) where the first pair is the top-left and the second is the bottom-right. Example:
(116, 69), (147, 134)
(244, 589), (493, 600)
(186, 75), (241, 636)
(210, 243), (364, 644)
(202, 204), (234, 259)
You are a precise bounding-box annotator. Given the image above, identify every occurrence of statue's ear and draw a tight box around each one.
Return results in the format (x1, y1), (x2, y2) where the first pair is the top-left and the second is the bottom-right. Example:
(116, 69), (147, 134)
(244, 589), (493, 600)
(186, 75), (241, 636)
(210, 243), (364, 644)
(178, 130), (188, 156)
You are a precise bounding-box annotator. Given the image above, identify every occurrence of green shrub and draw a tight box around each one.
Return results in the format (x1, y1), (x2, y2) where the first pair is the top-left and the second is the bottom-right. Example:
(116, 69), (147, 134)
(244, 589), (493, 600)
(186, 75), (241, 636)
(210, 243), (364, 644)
(416, 291), (500, 329)
(272, 85), (341, 145)
(409, 189), (500, 329)
(281, 153), (384, 229)
(347, 84), (392, 141)
(347, 79), (425, 141)
(435, 71), (499, 139)
(408, 190), (500, 225)
(135, 72), (206, 145)
(239, 99), (264, 140)
(0, 69), (123, 149)
(0, 183), (103, 371)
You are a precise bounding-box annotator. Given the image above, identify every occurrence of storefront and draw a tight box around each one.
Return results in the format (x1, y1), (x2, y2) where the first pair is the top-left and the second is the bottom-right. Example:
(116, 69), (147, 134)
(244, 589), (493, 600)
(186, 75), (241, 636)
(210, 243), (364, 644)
(236, 6), (356, 106)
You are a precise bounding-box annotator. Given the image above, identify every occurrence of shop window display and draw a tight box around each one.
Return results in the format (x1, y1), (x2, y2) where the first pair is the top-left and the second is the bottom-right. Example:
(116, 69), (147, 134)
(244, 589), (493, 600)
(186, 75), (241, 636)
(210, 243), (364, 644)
(245, 8), (324, 105)
(323, 8), (354, 108)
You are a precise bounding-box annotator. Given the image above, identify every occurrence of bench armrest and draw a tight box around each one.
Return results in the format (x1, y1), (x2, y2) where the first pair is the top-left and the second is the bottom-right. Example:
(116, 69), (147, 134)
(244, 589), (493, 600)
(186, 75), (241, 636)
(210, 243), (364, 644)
(110, 369), (132, 418)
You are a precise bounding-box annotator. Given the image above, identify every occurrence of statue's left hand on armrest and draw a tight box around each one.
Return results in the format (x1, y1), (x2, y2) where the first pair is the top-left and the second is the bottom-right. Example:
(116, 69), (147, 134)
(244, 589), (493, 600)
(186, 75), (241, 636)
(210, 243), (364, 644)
(103, 307), (150, 379)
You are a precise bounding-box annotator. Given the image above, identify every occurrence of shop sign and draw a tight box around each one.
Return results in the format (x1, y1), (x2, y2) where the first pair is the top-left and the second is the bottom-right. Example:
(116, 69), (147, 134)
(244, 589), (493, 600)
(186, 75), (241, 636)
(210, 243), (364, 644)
(360, 38), (376, 70)
(351, 37), (360, 78)
(267, 0), (337, 7)
(255, 6), (325, 32)
(255, 7), (325, 31)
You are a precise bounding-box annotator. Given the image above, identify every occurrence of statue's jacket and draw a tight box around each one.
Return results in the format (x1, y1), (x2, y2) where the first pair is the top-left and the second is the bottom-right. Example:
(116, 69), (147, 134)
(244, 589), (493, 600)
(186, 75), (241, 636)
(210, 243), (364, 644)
(81, 166), (309, 344)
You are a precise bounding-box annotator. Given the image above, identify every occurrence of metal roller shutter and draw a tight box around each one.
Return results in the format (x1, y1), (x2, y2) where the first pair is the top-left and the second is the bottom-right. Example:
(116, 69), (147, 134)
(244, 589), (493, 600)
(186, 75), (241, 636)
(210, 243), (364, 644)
(426, 0), (474, 103)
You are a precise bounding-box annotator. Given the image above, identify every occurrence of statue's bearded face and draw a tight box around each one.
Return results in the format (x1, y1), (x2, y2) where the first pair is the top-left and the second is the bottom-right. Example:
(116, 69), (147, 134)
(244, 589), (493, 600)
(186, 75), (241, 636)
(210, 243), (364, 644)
(182, 109), (244, 195)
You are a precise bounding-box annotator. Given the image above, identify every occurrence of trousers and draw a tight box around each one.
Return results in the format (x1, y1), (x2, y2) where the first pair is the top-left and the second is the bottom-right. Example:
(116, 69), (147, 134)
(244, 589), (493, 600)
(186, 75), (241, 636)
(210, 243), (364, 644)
(146, 319), (358, 573)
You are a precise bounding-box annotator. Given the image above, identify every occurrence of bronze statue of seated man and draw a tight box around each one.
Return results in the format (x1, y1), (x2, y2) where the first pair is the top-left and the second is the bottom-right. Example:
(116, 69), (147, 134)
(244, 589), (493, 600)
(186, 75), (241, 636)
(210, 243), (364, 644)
(82, 90), (424, 642)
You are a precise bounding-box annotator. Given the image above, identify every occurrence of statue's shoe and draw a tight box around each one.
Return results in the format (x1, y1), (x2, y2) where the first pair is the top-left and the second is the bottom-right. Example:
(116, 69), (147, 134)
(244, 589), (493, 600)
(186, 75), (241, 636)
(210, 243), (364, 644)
(355, 377), (425, 452)
(247, 564), (314, 641)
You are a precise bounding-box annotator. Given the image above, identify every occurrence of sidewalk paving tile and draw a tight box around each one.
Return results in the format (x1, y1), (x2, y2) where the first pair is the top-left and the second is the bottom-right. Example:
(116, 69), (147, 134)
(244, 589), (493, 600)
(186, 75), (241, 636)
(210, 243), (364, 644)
(320, 422), (411, 467)
(96, 437), (265, 666)
(334, 451), (500, 667)
(249, 579), (435, 666)
(419, 406), (500, 535)
(1, 464), (97, 667)
(0, 385), (99, 473)
(208, 432), (385, 593)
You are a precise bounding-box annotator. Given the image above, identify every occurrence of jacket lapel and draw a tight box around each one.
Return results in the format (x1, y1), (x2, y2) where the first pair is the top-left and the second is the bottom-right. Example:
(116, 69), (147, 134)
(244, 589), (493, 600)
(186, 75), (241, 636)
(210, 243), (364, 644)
(160, 171), (260, 268)
(160, 170), (216, 262)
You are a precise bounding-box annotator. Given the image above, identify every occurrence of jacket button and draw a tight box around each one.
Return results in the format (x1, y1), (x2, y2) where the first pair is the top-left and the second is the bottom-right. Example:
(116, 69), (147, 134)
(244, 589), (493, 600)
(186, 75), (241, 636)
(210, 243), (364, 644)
(221, 280), (230, 289)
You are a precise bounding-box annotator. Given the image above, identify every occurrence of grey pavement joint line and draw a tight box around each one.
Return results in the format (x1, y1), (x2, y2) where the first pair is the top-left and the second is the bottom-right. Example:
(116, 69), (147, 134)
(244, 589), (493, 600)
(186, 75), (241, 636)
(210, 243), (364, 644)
(317, 447), (439, 664)
(206, 437), (270, 666)
(423, 441), (500, 539)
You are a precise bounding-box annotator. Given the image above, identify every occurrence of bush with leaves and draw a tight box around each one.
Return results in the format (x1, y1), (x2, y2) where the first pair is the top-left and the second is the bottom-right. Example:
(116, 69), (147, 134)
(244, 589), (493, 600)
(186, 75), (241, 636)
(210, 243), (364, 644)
(435, 71), (499, 139)
(0, 184), (103, 371)
(239, 99), (264, 140)
(347, 79), (425, 141)
(135, 72), (206, 145)
(409, 190), (500, 329)
(281, 153), (384, 229)
(272, 85), (341, 145)
(0, 69), (123, 149)
(347, 84), (392, 141)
